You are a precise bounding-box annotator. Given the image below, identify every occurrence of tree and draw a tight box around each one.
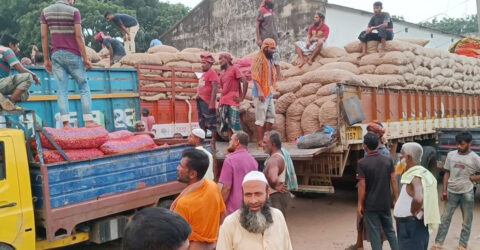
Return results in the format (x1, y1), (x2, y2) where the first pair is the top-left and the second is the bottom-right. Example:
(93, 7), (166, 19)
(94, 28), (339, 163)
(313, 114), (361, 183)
(419, 15), (478, 35)
(0, 0), (189, 57)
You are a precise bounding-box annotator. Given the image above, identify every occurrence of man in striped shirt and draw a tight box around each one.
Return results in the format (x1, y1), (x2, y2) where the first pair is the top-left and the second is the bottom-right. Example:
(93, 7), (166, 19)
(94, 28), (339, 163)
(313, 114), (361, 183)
(0, 34), (40, 111)
(41, 0), (95, 128)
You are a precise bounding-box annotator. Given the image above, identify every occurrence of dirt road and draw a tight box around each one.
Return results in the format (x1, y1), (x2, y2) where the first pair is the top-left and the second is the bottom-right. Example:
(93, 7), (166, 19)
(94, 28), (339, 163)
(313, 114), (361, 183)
(61, 185), (480, 250)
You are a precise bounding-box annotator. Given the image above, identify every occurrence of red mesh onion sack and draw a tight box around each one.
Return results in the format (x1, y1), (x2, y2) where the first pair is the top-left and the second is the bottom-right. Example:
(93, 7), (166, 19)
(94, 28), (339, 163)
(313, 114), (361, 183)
(40, 126), (109, 150)
(100, 134), (157, 155)
(108, 130), (134, 140)
(36, 148), (105, 164)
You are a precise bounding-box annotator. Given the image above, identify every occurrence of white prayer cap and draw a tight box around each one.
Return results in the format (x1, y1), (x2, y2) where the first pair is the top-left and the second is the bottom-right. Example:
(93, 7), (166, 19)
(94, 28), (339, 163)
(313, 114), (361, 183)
(191, 128), (205, 139)
(242, 171), (268, 186)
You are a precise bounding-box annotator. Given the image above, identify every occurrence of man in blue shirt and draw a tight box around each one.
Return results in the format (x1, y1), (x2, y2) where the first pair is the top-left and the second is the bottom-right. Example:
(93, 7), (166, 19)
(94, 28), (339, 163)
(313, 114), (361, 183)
(94, 32), (126, 66)
(0, 34), (40, 110)
(105, 12), (139, 54)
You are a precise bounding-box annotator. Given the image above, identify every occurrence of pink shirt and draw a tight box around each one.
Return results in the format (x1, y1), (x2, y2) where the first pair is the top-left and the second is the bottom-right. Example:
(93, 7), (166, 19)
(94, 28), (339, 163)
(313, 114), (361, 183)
(197, 69), (219, 105)
(219, 66), (244, 107)
(141, 116), (155, 132)
(219, 148), (258, 215)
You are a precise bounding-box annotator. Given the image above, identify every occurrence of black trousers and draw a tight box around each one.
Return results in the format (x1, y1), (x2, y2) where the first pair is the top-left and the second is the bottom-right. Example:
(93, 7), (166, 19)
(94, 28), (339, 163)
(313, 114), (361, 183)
(358, 29), (393, 43)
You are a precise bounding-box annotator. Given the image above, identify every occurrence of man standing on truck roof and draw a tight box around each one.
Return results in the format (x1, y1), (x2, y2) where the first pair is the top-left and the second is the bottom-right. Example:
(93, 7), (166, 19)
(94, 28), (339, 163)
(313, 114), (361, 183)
(41, 0), (95, 129)
(93, 32), (126, 66)
(196, 53), (219, 138)
(105, 12), (139, 54)
(123, 207), (192, 250)
(394, 143), (440, 250)
(357, 133), (399, 250)
(358, 1), (393, 58)
(217, 171), (293, 250)
(256, 0), (282, 81)
(218, 53), (248, 140)
(294, 13), (330, 68)
(171, 149), (226, 250)
(433, 131), (480, 250)
(0, 34), (40, 111)
(262, 130), (292, 217)
(252, 39), (277, 149)
(219, 132), (258, 215)
(188, 128), (214, 181)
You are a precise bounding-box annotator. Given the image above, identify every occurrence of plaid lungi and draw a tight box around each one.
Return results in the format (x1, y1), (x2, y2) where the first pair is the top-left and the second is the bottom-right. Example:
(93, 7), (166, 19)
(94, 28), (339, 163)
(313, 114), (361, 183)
(218, 105), (243, 138)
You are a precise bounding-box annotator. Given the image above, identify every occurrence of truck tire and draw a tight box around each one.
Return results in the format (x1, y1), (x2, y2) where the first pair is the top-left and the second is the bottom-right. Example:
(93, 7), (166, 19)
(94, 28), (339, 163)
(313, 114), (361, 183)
(0, 244), (14, 250)
(157, 199), (174, 209)
(421, 146), (440, 180)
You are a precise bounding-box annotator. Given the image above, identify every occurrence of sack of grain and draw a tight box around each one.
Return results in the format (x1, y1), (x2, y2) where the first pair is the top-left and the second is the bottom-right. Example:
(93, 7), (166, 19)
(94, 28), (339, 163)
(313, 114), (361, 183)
(276, 93), (296, 114)
(99, 48), (110, 58)
(273, 114), (286, 140)
(412, 56), (423, 69)
(316, 83), (337, 96)
(344, 41), (362, 53)
(318, 100), (338, 127)
(318, 58), (341, 65)
(359, 51), (408, 66)
(319, 62), (360, 75)
(287, 99), (306, 118)
(100, 134), (157, 155)
(338, 53), (362, 65)
(286, 119), (302, 142)
(181, 48), (205, 53)
(153, 52), (178, 64)
(315, 94), (337, 107)
(397, 38), (429, 47)
(165, 61), (193, 69)
(300, 69), (355, 84)
(86, 47), (101, 63)
(176, 52), (202, 63)
(140, 93), (167, 101)
(421, 56), (431, 67)
(120, 53), (151, 66)
(367, 41), (379, 54)
(403, 73), (416, 85)
(440, 68), (454, 78)
(40, 126), (109, 150)
(281, 67), (305, 78)
(429, 57), (443, 69)
(39, 148), (104, 164)
(320, 47), (347, 58)
(359, 65), (376, 74)
(295, 82), (323, 98)
(299, 94), (318, 107)
(277, 81), (302, 95)
(148, 45), (179, 54)
(360, 74), (407, 87)
(375, 64), (411, 75)
(424, 48), (441, 58)
(301, 103), (321, 134)
(279, 61), (293, 70)
(403, 51), (416, 63)
(414, 66), (431, 77)
(381, 40), (413, 52)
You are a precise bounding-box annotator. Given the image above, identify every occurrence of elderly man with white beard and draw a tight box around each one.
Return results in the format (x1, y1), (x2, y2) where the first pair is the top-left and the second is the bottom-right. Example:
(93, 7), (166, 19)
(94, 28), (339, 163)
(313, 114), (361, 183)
(217, 171), (293, 250)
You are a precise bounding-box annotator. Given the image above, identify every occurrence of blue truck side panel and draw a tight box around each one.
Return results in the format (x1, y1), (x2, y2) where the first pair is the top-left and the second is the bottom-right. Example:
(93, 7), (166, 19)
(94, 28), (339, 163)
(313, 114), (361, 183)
(30, 145), (195, 209)
(15, 67), (140, 131)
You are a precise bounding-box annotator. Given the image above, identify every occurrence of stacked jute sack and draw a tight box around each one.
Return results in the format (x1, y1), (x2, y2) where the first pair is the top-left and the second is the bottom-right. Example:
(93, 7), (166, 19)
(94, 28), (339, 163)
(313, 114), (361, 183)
(239, 38), (480, 142)
(109, 45), (237, 102)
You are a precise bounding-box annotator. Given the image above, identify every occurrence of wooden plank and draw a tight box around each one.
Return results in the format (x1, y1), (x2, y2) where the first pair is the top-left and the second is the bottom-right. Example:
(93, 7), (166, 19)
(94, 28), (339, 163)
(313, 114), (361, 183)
(295, 185), (335, 194)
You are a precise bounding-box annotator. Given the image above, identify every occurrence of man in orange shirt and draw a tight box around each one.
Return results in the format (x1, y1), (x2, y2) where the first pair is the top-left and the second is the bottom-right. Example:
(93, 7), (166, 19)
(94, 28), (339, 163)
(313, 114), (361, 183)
(171, 149), (226, 250)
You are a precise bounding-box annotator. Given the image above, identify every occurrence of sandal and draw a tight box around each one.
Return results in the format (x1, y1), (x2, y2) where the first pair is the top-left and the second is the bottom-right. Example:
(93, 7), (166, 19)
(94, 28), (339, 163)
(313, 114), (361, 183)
(0, 95), (16, 111)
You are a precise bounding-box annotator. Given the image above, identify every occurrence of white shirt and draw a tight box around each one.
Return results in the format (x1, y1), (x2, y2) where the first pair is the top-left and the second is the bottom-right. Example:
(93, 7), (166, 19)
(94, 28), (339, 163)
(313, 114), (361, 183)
(196, 146), (214, 180)
(217, 207), (293, 250)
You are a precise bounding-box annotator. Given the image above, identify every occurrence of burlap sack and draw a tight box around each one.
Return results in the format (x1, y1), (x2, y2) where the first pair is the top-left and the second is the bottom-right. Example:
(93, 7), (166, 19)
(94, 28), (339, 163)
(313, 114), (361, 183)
(165, 61), (193, 69)
(397, 38), (429, 47)
(338, 53), (362, 65)
(319, 62), (360, 75)
(181, 48), (205, 53)
(440, 68), (454, 78)
(148, 45), (179, 54)
(421, 56), (431, 67)
(176, 52), (202, 63)
(273, 114), (286, 140)
(119, 53), (151, 66)
(381, 40), (414, 52)
(359, 51), (408, 66)
(286, 119), (302, 142)
(301, 103), (321, 135)
(282, 67), (306, 78)
(276, 93), (296, 114)
(99, 48), (109, 59)
(286, 99), (305, 119)
(239, 100), (253, 113)
(414, 66), (431, 77)
(359, 65), (376, 74)
(403, 51), (416, 63)
(320, 47), (347, 58)
(318, 100), (338, 127)
(140, 93), (167, 101)
(412, 56), (423, 69)
(315, 94), (337, 107)
(152, 52), (178, 64)
(299, 95), (318, 107)
(375, 64), (412, 75)
(344, 41), (362, 53)
(277, 81), (302, 95)
(318, 58), (340, 65)
(429, 57), (443, 69)
(300, 69), (355, 84)
(403, 73), (416, 85)
(86, 47), (101, 63)
(424, 48), (441, 58)
(360, 74), (407, 87)
(367, 41), (379, 54)
(296, 82), (323, 98)
(316, 83), (337, 96)
(142, 83), (167, 89)
(280, 61), (293, 70)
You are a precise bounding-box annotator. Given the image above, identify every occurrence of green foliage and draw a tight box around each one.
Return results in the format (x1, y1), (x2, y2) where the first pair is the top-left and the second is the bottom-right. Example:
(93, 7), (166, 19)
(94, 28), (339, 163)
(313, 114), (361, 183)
(0, 0), (189, 57)
(419, 15), (479, 35)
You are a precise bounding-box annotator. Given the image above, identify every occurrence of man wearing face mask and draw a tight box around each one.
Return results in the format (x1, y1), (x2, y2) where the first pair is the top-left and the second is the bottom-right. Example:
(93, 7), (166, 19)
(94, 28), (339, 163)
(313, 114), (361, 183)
(218, 53), (248, 140)
(433, 131), (480, 250)
(219, 132), (258, 215)
(256, 0), (282, 81)
(394, 142), (440, 250)
(217, 171), (293, 250)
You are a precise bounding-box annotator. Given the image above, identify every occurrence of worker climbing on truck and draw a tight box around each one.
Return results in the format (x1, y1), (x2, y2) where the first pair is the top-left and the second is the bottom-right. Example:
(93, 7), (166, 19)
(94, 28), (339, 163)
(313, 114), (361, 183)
(105, 12), (139, 54)
(94, 32), (126, 66)
(0, 34), (40, 111)
(358, 1), (393, 58)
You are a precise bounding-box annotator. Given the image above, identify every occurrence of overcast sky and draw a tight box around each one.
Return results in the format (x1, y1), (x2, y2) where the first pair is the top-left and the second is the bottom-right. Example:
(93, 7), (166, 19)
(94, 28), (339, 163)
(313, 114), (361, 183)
(161, 0), (477, 23)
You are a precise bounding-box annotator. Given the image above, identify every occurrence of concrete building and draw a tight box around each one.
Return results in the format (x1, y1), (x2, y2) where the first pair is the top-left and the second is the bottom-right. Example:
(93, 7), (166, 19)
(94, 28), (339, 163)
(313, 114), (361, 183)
(161, 1), (463, 61)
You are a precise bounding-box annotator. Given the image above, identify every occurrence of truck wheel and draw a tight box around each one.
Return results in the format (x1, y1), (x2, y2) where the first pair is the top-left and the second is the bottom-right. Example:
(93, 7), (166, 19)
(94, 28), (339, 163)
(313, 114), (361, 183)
(421, 146), (440, 180)
(0, 244), (14, 250)
(157, 199), (174, 209)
